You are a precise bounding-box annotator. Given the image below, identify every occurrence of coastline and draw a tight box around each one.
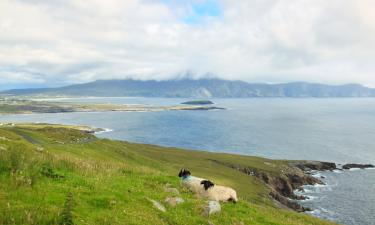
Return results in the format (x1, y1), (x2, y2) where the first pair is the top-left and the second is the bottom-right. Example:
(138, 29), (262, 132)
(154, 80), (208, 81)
(1, 122), (372, 216)
(0, 123), (338, 224)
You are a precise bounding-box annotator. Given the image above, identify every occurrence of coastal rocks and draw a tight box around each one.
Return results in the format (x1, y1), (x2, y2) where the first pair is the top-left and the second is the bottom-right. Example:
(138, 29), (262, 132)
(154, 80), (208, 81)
(286, 173), (324, 190)
(80, 127), (105, 134)
(165, 197), (184, 207)
(291, 161), (337, 172)
(269, 192), (310, 212)
(342, 163), (375, 170)
(258, 171), (320, 211)
(208, 159), (326, 212)
(204, 201), (221, 216)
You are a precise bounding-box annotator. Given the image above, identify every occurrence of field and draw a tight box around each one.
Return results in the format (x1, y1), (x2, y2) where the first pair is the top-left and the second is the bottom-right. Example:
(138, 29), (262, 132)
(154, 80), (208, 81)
(0, 124), (337, 225)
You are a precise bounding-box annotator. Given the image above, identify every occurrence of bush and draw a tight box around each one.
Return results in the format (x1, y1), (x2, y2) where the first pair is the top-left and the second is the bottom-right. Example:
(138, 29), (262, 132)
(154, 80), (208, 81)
(59, 192), (74, 225)
(40, 163), (65, 179)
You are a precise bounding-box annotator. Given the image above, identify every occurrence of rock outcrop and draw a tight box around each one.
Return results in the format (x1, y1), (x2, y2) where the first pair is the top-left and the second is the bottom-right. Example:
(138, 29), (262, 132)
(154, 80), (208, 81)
(290, 161), (337, 172)
(342, 163), (374, 170)
(235, 165), (321, 212)
(209, 159), (331, 212)
(204, 201), (221, 216)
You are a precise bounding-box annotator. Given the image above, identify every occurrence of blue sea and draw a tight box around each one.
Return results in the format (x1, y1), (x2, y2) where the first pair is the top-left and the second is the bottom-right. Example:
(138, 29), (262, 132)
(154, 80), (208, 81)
(1, 97), (375, 225)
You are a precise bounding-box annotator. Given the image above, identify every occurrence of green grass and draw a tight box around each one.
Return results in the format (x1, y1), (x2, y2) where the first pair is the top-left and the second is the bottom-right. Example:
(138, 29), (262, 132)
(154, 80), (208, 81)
(0, 124), (337, 225)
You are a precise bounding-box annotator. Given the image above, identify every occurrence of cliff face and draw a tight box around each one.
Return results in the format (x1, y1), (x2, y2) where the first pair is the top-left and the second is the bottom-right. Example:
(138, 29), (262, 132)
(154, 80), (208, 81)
(210, 160), (337, 212)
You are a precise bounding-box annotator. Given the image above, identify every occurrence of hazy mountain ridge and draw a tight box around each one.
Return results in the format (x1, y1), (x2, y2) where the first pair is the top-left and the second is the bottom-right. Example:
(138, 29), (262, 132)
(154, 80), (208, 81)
(2, 78), (375, 98)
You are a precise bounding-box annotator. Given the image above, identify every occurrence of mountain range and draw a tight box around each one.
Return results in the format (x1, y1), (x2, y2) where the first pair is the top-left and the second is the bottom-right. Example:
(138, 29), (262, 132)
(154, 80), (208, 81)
(2, 78), (375, 98)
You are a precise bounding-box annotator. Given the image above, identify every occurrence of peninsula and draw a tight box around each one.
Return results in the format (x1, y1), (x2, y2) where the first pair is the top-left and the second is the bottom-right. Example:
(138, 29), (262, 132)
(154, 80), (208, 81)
(0, 98), (225, 114)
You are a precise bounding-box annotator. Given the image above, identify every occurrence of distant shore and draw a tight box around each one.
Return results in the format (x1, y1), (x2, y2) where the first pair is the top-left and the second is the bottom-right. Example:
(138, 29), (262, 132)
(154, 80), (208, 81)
(0, 98), (225, 114)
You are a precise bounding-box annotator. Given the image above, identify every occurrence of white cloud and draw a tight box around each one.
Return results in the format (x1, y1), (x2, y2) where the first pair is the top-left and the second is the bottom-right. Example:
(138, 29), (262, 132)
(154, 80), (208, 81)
(0, 0), (375, 87)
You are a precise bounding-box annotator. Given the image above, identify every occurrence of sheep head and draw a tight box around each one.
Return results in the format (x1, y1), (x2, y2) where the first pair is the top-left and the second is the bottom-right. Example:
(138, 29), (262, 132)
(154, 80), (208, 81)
(178, 169), (191, 178)
(201, 180), (215, 190)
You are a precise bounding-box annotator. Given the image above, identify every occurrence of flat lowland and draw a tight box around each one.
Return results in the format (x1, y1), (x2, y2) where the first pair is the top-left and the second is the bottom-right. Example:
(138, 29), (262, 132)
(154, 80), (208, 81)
(0, 99), (224, 114)
(0, 124), (337, 225)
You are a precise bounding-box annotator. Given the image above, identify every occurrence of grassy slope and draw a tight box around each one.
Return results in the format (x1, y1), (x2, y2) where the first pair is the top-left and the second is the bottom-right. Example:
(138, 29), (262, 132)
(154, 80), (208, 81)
(0, 124), (336, 225)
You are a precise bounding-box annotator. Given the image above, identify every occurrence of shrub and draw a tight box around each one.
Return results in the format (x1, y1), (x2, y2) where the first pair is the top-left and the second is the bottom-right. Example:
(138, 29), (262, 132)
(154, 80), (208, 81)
(59, 192), (74, 225)
(40, 163), (65, 179)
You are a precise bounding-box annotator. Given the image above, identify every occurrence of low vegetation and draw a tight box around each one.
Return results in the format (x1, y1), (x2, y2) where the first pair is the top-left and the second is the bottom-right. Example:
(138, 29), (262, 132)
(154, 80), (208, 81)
(0, 98), (224, 114)
(0, 124), (337, 225)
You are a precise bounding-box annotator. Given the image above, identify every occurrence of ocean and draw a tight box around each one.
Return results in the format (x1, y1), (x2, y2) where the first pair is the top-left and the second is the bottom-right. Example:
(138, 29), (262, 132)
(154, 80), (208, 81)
(1, 97), (374, 225)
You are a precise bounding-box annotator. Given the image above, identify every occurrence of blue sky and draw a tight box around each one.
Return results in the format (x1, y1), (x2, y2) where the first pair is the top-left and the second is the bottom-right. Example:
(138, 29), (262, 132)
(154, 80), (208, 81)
(183, 0), (222, 24)
(1, 0), (375, 89)
(159, 0), (222, 24)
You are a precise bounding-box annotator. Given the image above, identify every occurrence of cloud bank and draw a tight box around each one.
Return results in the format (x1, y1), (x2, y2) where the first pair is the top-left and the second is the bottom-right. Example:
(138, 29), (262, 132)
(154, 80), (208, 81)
(0, 0), (375, 88)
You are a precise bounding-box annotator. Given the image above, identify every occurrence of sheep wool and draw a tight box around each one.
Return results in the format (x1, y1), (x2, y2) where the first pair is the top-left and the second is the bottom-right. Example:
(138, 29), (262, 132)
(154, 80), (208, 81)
(181, 176), (205, 194)
(201, 180), (238, 203)
(201, 184), (238, 203)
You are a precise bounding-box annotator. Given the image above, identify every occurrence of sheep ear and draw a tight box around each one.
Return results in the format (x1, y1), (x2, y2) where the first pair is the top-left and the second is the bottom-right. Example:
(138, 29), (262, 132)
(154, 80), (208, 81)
(178, 169), (183, 177)
(207, 180), (214, 187)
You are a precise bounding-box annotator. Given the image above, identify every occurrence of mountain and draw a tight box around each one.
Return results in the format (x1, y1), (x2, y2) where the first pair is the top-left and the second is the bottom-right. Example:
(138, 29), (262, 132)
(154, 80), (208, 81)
(2, 78), (375, 98)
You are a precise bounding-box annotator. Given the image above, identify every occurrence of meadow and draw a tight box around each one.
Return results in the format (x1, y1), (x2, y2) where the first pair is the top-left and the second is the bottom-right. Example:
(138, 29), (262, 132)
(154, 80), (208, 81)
(0, 124), (336, 225)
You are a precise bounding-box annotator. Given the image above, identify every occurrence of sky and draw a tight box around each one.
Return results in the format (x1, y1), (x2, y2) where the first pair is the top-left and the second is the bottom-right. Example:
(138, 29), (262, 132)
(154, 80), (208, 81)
(0, 0), (375, 89)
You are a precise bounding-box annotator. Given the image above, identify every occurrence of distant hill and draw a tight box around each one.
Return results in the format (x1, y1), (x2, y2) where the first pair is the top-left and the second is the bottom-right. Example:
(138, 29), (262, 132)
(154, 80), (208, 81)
(2, 78), (375, 98)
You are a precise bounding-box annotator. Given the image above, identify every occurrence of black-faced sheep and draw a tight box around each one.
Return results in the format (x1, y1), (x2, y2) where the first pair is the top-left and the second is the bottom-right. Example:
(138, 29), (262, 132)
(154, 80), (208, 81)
(200, 180), (238, 203)
(178, 169), (205, 194)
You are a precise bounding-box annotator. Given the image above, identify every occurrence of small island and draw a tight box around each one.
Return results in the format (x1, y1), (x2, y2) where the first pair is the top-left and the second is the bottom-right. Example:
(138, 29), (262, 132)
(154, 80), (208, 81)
(181, 100), (214, 105)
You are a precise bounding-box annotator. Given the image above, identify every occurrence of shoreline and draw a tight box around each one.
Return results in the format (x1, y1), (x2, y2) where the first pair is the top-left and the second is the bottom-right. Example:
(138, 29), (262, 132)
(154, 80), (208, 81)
(295, 167), (375, 224)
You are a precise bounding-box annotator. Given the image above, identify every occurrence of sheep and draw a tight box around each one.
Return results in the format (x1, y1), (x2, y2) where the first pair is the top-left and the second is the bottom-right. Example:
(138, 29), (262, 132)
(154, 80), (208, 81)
(178, 169), (205, 194)
(200, 180), (238, 203)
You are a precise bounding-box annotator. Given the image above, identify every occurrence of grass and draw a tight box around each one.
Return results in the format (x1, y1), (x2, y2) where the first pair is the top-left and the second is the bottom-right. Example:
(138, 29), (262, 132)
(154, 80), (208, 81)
(0, 124), (338, 225)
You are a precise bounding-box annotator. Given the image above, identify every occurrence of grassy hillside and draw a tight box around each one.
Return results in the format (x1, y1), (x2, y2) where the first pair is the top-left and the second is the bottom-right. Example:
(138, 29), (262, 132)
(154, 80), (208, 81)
(0, 124), (337, 225)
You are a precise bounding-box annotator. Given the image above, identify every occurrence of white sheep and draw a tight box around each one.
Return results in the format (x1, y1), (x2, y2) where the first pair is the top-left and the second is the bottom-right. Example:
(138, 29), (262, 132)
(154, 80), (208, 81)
(178, 169), (205, 194)
(200, 180), (238, 203)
